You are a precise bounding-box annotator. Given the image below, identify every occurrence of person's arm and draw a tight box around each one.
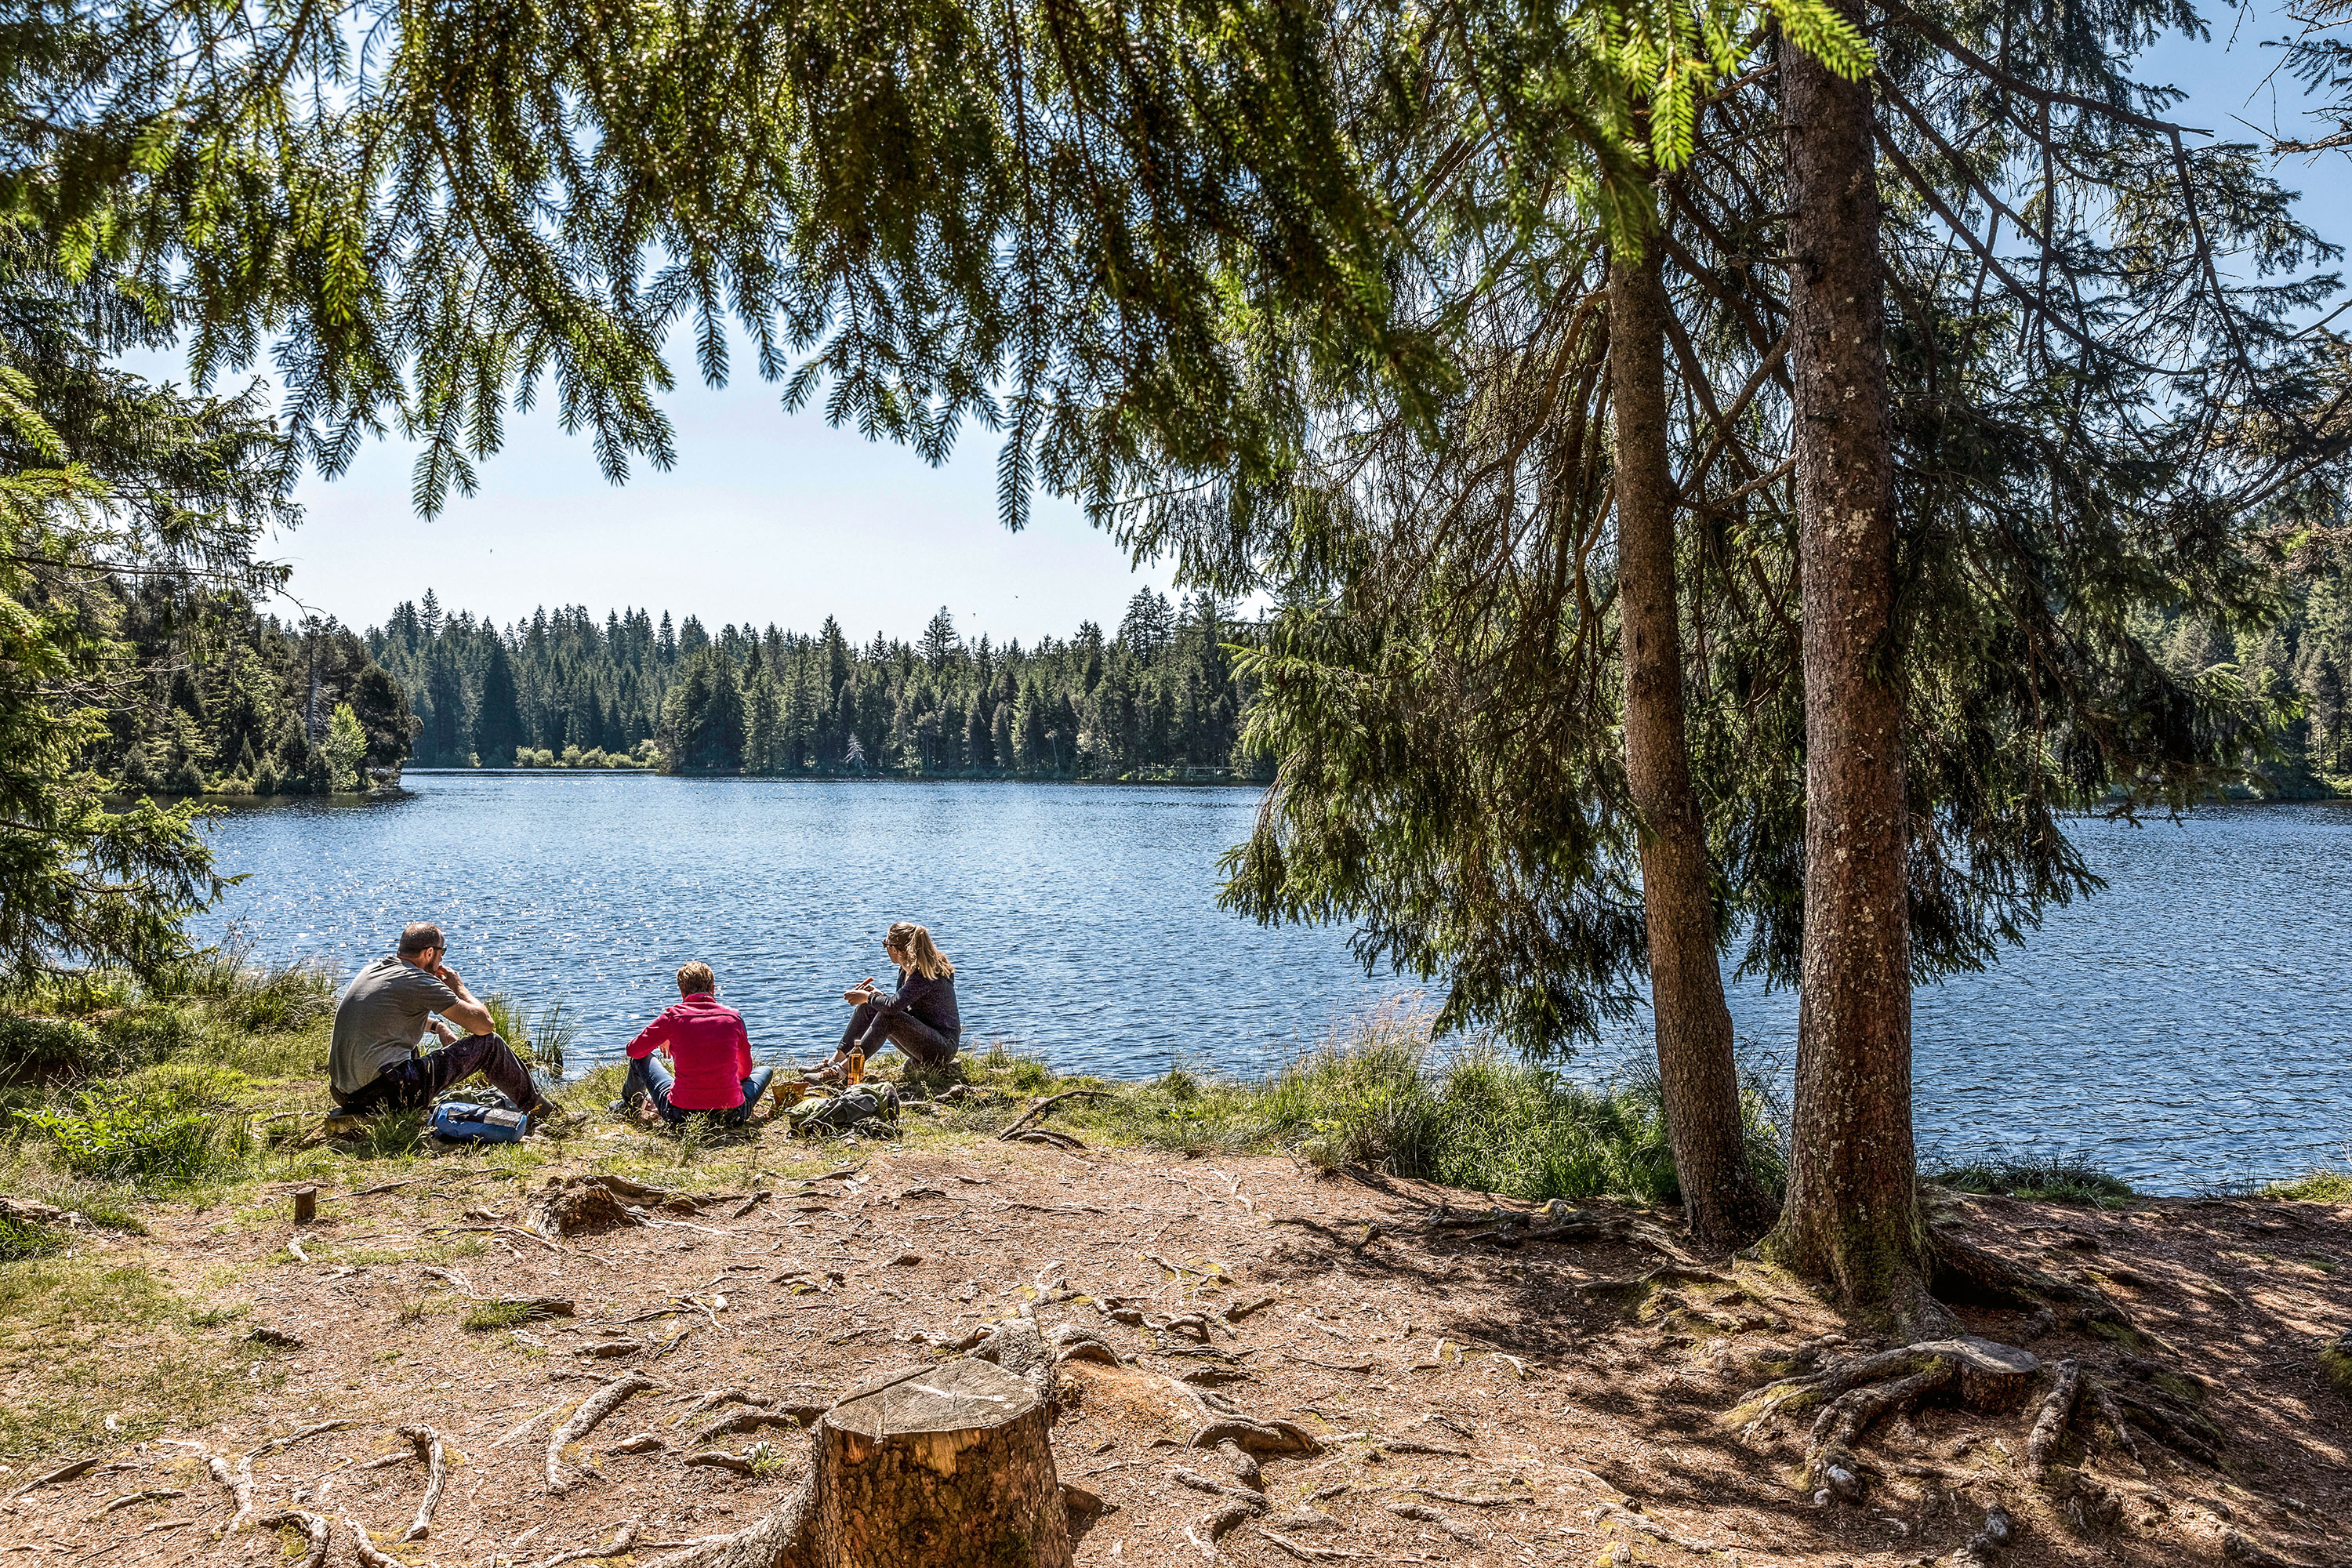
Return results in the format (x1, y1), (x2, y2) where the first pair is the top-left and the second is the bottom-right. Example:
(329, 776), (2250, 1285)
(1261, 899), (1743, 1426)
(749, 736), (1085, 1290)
(428, 962), (495, 1036)
(626, 1012), (670, 1062)
(733, 1015), (753, 1081)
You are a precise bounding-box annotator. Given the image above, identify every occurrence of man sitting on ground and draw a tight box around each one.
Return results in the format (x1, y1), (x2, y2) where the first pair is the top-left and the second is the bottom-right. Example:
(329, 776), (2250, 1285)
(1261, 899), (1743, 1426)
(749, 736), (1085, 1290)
(329, 923), (573, 1126)
(620, 961), (775, 1127)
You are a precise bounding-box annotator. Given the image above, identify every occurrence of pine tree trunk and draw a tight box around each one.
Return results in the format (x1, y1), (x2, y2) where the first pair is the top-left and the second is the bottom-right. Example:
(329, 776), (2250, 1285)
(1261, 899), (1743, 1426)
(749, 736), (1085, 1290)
(714, 1357), (1074, 1568)
(1609, 238), (1778, 1247)
(1766, 31), (1933, 1316)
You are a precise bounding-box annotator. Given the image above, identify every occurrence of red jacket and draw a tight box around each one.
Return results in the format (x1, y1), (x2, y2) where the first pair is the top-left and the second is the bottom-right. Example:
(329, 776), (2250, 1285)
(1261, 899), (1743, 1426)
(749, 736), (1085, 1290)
(627, 993), (753, 1109)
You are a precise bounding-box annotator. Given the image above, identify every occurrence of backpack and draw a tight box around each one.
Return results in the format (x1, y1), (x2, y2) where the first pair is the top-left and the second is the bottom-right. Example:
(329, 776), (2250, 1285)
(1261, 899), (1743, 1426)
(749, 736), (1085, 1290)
(429, 1100), (531, 1142)
(784, 1083), (900, 1136)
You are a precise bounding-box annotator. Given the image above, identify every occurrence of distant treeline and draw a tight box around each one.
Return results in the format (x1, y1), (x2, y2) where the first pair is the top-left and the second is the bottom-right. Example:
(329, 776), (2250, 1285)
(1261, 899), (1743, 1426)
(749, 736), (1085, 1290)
(100, 585), (416, 795)
(364, 589), (1273, 780)
(2156, 554), (2352, 797)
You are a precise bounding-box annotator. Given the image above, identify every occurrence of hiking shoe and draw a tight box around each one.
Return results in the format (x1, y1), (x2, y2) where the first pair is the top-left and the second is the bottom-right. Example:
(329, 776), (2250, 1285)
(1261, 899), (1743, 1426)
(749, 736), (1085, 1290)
(533, 1102), (587, 1134)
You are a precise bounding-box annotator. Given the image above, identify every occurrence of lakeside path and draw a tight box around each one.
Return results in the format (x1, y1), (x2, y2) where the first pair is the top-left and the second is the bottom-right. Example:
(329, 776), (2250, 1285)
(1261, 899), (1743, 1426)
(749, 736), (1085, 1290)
(5, 1133), (2348, 1568)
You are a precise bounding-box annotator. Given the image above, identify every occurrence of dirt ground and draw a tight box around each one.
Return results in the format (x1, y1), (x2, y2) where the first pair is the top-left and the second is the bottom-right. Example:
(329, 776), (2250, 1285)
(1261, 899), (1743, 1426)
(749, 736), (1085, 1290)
(3, 1134), (2347, 1568)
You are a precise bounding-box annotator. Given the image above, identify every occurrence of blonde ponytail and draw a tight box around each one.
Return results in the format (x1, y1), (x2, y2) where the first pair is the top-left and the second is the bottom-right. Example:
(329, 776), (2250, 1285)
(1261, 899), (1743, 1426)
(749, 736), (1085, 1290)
(887, 921), (953, 979)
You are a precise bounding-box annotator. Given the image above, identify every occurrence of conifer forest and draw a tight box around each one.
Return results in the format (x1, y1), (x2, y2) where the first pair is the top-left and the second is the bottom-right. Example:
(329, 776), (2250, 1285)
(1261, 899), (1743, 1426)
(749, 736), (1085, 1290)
(361, 589), (1264, 779)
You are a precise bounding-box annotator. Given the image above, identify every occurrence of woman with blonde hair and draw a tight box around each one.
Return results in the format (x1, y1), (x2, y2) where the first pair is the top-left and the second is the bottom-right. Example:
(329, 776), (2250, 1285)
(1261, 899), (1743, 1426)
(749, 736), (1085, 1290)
(818, 921), (961, 1076)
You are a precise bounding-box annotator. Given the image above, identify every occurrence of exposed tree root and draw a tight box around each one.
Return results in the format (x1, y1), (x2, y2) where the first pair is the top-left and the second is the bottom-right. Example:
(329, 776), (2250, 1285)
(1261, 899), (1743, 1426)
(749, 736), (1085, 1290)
(1256, 1525), (1374, 1561)
(2025, 1359), (2082, 1475)
(93, 1488), (183, 1516)
(528, 1519), (644, 1568)
(689, 1407), (818, 1447)
(684, 1450), (758, 1474)
(1946, 1506), (2013, 1568)
(547, 1373), (655, 1494)
(259, 1509), (332, 1568)
(1387, 1501), (1474, 1543)
(2, 1457), (98, 1501)
(347, 1516), (410, 1568)
(676, 1388), (772, 1425)
(395, 1425), (445, 1541)
(1577, 1265), (1736, 1301)
(1931, 1231), (2122, 1334)
(204, 1446), (256, 1534)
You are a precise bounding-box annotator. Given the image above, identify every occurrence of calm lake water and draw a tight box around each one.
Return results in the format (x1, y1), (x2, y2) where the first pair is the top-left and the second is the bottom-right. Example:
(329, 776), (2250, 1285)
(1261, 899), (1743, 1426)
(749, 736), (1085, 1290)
(192, 774), (2352, 1194)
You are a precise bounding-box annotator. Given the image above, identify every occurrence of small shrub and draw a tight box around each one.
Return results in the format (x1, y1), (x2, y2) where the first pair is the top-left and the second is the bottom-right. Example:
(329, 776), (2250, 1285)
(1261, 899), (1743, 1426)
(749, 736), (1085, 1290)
(0, 1015), (103, 1078)
(17, 1088), (252, 1185)
(95, 1004), (203, 1063)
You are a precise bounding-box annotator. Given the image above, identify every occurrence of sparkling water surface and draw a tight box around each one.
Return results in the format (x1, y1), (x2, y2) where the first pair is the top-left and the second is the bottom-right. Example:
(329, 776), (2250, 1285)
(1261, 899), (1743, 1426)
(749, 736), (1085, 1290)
(191, 775), (2352, 1193)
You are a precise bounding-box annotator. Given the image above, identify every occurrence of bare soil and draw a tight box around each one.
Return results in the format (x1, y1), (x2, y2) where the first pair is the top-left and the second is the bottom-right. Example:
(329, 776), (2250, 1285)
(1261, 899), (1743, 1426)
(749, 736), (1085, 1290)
(5, 1137), (2347, 1568)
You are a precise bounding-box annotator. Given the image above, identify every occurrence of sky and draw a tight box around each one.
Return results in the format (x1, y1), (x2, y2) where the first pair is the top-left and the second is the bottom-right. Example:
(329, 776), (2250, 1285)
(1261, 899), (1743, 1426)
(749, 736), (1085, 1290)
(135, 4), (2352, 644)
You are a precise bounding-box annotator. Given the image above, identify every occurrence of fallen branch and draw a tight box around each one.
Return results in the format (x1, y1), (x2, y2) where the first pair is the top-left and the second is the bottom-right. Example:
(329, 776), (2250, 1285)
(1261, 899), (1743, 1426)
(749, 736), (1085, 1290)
(258, 1509), (332, 1568)
(548, 1374), (654, 1494)
(92, 1488), (184, 1516)
(396, 1425), (445, 1541)
(996, 1089), (1113, 1140)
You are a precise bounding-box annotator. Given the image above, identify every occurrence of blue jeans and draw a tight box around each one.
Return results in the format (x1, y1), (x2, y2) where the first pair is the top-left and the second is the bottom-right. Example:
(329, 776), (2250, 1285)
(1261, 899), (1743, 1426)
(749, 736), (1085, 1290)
(623, 1055), (775, 1127)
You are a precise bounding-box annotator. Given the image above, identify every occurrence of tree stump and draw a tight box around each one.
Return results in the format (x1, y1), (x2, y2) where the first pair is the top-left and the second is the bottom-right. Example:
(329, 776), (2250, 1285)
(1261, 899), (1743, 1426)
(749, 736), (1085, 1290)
(717, 1357), (1074, 1568)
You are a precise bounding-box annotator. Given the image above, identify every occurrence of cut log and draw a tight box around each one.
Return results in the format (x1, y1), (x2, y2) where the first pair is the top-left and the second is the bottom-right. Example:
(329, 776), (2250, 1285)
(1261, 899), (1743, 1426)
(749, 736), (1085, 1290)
(702, 1356), (1074, 1568)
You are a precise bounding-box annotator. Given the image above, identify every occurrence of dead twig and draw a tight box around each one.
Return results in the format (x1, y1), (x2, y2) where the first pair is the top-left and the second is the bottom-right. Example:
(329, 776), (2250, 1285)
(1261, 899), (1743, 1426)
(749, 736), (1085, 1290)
(91, 1488), (184, 1517)
(996, 1089), (1113, 1140)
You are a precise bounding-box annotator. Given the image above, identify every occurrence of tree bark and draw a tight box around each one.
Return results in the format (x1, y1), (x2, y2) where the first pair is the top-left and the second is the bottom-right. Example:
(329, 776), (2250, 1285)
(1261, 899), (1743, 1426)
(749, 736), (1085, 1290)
(1609, 237), (1778, 1247)
(1765, 27), (1933, 1316)
(715, 1356), (1074, 1568)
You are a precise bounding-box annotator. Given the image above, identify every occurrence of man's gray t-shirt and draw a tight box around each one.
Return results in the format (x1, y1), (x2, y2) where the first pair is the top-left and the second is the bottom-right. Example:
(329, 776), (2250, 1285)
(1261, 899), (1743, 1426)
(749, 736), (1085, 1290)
(329, 955), (459, 1094)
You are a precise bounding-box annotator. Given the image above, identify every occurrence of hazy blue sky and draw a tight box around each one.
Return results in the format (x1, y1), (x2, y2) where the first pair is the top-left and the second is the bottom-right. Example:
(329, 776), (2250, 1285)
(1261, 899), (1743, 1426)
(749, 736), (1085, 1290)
(173, 9), (2352, 643)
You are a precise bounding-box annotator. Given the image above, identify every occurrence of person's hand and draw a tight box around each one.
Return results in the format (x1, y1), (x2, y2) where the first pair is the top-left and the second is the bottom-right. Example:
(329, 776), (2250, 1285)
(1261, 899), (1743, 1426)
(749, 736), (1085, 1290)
(427, 1018), (459, 1047)
(434, 962), (466, 994)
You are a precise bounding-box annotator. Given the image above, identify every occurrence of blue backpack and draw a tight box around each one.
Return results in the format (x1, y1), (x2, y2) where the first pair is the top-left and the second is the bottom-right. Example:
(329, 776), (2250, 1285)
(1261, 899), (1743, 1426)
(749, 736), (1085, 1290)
(430, 1101), (531, 1142)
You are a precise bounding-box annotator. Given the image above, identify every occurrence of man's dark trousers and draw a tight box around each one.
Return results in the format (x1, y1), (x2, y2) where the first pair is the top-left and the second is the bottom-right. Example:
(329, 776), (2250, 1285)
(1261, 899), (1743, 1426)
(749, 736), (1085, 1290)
(333, 1033), (543, 1114)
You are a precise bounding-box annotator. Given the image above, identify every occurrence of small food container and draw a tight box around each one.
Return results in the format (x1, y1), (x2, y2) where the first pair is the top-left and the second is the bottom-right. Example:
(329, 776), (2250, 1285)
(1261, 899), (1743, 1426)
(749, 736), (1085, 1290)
(773, 1080), (808, 1109)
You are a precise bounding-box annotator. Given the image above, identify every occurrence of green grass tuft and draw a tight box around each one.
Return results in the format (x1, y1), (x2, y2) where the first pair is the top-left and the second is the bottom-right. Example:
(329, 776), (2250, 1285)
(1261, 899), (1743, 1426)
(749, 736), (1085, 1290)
(461, 1298), (554, 1332)
(0, 1216), (64, 1261)
(2263, 1167), (2352, 1202)
(1926, 1156), (2135, 1207)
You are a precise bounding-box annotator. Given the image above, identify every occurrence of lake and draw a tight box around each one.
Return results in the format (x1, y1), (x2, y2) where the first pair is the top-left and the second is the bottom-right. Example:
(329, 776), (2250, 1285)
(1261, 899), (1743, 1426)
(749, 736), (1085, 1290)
(191, 773), (2352, 1194)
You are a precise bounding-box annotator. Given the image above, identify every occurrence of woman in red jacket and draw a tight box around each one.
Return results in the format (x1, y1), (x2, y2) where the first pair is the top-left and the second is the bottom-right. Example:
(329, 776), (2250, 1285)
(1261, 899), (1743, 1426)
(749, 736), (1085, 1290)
(621, 961), (775, 1125)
